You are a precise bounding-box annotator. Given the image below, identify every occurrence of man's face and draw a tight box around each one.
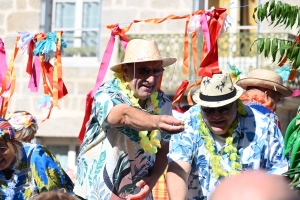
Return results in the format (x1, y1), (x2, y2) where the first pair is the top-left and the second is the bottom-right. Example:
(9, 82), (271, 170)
(201, 101), (237, 136)
(123, 61), (163, 100)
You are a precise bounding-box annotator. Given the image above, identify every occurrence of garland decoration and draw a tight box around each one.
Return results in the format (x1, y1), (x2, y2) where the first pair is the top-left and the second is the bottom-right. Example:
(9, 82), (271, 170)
(199, 99), (247, 179)
(113, 73), (161, 154)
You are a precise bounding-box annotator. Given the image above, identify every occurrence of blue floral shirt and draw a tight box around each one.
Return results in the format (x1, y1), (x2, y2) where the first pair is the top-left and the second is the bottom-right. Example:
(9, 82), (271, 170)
(167, 105), (288, 200)
(0, 143), (74, 200)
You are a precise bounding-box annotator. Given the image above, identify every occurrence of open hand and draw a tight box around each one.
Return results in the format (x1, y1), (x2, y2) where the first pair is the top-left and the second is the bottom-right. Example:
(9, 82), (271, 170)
(126, 178), (154, 200)
(156, 115), (185, 135)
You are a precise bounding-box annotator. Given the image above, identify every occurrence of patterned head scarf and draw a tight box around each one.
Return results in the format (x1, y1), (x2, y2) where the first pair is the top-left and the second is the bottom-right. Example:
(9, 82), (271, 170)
(6, 111), (38, 132)
(0, 118), (15, 140)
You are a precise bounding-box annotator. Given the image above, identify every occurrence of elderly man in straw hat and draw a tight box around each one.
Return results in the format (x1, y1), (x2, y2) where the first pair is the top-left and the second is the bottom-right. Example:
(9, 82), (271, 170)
(236, 68), (292, 130)
(166, 73), (288, 200)
(74, 39), (184, 200)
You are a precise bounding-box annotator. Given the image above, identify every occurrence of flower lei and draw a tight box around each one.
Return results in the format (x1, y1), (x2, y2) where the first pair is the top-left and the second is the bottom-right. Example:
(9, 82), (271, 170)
(114, 73), (161, 154)
(5, 164), (19, 200)
(199, 99), (247, 179)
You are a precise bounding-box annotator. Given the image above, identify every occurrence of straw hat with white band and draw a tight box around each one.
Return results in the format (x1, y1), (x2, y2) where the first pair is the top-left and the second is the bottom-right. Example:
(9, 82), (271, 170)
(110, 39), (177, 73)
(236, 69), (292, 97)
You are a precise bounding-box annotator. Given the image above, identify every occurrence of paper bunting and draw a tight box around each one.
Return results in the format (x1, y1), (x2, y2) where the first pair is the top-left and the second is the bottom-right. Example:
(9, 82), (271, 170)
(0, 31), (68, 121)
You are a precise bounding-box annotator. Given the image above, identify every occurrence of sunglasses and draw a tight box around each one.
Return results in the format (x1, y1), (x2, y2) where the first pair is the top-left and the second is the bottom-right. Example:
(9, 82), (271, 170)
(136, 67), (164, 77)
(201, 102), (234, 115)
(0, 147), (8, 154)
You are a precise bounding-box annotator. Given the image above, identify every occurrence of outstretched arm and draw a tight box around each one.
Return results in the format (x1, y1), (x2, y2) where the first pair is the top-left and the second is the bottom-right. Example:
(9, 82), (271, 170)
(127, 141), (169, 200)
(107, 104), (184, 134)
(167, 160), (191, 200)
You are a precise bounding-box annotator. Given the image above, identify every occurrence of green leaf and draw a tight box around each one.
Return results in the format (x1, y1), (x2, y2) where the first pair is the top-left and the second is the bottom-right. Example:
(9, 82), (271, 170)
(253, 7), (258, 20)
(271, 38), (278, 62)
(261, 2), (269, 21)
(298, 7), (300, 29)
(295, 48), (300, 69)
(290, 6), (298, 29)
(269, 0), (275, 13)
(264, 38), (271, 57)
(257, 38), (265, 54)
(276, 1), (283, 18)
(257, 5), (263, 21)
(250, 39), (258, 52)
(291, 46), (299, 62)
(286, 41), (293, 59)
(283, 4), (292, 29)
(278, 40), (287, 63)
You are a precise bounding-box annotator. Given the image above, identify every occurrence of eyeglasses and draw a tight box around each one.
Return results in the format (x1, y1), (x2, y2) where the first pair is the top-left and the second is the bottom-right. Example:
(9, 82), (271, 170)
(201, 103), (234, 115)
(0, 147), (8, 154)
(136, 67), (164, 77)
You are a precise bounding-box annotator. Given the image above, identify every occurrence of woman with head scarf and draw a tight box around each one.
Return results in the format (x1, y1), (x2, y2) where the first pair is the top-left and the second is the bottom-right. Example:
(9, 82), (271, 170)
(6, 111), (38, 143)
(0, 118), (74, 199)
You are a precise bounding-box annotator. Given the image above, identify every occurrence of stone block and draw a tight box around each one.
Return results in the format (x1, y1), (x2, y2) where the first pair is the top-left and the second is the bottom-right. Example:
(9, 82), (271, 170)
(150, 0), (180, 9)
(102, 0), (112, 7)
(102, 9), (138, 31)
(140, 11), (158, 21)
(126, 0), (146, 8)
(17, 0), (27, 9)
(62, 67), (99, 80)
(7, 12), (40, 32)
(0, 0), (13, 10)
(29, 0), (41, 10)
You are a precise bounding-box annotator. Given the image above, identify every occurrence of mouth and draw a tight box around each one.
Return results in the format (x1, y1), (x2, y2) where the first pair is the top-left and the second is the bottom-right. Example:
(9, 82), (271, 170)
(210, 120), (226, 127)
(141, 85), (154, 91)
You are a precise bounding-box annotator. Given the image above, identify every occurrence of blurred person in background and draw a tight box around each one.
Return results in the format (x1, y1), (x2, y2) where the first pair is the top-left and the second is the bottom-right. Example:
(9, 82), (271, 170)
(0, 118), (74, 199)
(236, 69), (292, 130)
(6, 111), (38, 143)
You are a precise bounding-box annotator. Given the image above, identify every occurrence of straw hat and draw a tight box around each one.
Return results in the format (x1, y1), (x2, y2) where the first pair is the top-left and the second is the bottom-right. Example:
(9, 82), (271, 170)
(110, 39), (177, 73)
(236, 69), (292, 97)
(193, 73), (243, 107)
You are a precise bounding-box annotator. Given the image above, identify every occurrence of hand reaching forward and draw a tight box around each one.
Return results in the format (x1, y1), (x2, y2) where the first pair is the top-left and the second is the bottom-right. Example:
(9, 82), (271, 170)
(126, 177), (154, 200)
(155, 115), (185, 135)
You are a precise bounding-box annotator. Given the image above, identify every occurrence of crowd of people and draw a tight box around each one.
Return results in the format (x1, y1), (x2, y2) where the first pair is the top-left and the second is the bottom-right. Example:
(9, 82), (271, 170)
(0, 38), (298, 200)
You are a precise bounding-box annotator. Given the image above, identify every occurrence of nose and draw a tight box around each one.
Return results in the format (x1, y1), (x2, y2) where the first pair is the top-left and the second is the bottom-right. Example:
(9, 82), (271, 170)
(146, 71), (156, 83)
(212, 109), (222, 118)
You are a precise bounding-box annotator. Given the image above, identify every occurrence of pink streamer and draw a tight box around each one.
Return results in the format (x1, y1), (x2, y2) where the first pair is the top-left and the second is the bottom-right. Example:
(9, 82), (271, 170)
(0, 38), (8, 86)
(200, 11), (213, 52)
(290, 89), (300, 97)
(28, 56), (41, 92)
(91, 24), (128, 96)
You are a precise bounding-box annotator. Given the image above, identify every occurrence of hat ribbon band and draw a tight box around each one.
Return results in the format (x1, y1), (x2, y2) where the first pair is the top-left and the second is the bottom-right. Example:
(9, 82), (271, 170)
(200, 88), (237, 102)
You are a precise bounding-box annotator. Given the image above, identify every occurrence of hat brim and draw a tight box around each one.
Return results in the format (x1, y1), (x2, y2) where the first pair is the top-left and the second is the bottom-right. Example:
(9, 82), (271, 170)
(110, 57), (177, 73)
(236, 78), (293, 97)
(192, 85), (244, 108)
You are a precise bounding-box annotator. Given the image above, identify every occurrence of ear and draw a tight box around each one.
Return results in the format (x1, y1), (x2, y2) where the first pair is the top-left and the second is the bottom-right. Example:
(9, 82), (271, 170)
(264, 90), (272, 104)
(122, 64), (129, 76)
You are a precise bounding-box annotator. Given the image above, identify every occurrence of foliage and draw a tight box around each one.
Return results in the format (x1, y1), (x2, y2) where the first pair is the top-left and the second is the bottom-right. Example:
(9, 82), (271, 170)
(251, 0), (300, 71)
(283, 108), (300, 189)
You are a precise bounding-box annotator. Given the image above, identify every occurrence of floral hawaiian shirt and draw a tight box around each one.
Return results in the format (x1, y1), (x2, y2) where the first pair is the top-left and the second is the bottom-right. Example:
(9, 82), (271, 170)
(242, 100), (281, 130)
(167, 105), (288, 200)
(0, 143), (74, 200)
(74, 78), (172, 200)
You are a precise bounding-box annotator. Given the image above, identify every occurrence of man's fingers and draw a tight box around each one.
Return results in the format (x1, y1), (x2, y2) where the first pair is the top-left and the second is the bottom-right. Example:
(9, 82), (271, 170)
(127, 185), (150, 200)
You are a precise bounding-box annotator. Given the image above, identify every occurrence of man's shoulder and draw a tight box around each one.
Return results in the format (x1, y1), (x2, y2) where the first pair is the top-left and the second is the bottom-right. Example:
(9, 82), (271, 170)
(241, 105), (277, 127)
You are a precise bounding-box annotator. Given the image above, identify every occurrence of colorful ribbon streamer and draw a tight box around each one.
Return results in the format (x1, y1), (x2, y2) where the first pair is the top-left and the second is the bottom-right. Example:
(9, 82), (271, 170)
(78, 24), (130, 141)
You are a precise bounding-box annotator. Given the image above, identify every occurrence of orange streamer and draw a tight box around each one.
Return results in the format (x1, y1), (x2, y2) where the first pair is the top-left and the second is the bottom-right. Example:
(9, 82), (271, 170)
(0, 37), (19, 117)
